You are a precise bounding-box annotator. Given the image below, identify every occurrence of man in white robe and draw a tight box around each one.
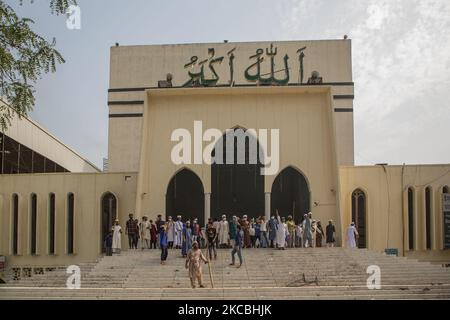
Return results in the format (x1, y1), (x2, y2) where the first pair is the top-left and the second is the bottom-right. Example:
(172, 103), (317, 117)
(311, 220), (317, 248)
(167, 216), (175, 248)
(275, 212), (286, 249)
(139, 216), (151, 249)
(174, 215), (183, 249)
(217, 215), (229, 248)
(302, 213), (313, 248)
(112, 219), (122, 254)
(347, 222), (359, 248)
(213, 218), (220, 248)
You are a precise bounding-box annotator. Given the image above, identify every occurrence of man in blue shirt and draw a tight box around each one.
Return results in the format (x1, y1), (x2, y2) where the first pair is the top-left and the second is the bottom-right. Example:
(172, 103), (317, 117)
(104, 231), (113, 256)
(230, 225), (244, 268)
(268, 216), (278, 248)
(160, 224), (168, 265)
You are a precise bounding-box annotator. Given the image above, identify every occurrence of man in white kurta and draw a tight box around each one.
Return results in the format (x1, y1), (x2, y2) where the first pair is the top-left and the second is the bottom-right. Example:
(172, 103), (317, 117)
(167, 216), (175, 248)
(174, 215), (183, 249)
(213, 218), (220, 248)
(311, 220), (317, 248)
(139, 216), (151, 249)
(275, 214), (286, 249)
(347, 222), (359, 248)
(112, 219), (122, 254)
(217, 215), (229, 248)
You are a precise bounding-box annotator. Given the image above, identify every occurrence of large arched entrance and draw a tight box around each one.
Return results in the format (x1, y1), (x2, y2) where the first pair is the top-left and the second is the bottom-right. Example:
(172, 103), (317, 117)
(211, 127), (265, 219)
(352, 189), (367, 248)
(271, 166), (310, 223)
(166, 168), (205, 226)
(101, 192), (117, 253)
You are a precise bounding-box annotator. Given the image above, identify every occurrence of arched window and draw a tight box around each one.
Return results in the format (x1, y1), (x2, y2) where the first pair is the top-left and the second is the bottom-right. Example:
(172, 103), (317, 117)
(352, 189), (367, 248)
(271, 166), (310, 224)
(48, 193), (56, 255)
(444, 186), (449, 194)
(211, 127), (264, 219)
(166, 169), (205, 226)
(101, 192), (117, 253)
(425, 187), (432, 250)
(67, 193), (74, 254)
(12, 194), (19, 255)
(30, 193), (37, 255)
(408, 188), (415, 250)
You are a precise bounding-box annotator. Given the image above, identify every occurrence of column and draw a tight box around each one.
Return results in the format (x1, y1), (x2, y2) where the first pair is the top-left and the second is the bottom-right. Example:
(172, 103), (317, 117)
(204, 193), (211, 226)
(265, 192), (271, 221)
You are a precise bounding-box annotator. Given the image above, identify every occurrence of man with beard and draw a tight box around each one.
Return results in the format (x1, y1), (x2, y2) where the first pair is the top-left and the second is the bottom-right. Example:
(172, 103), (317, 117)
(174, 215), (183, 249)
(303, 213), (313, 248)
(229, 216), (238, 248)
(268, 216), (277, 248)
(213, 217), (220, 249)
(155, 214), (165, 249)
(125, 214), (138, 250)
(217, 215), (229, 248)
(192, 218), (200, 244)
(240, 215), (251, 248)
(206, 218), (217, 260)
(275, 211), (286, 250)
(185, 241), (208, 288)
(166, 216), (175, 249)
(287, 216), (296, 248)
(182, 220), (193, 257)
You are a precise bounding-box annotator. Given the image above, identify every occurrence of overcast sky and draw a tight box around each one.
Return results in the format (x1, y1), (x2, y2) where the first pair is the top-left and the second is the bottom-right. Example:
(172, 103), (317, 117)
(6, 0), (450, 168)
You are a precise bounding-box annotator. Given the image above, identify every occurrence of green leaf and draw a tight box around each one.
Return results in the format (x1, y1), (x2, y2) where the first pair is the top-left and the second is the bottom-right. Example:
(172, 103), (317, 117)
(0, 0), (76, 131)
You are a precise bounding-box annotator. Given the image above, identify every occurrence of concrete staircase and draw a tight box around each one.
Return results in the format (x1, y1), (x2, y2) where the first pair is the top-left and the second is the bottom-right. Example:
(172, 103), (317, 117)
(1, 248), (450, 300)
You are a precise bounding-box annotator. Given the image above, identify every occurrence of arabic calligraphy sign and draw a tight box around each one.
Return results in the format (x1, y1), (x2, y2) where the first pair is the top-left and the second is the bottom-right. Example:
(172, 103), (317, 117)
(183, 48), (224, 87)
(182, 43), (309, 88)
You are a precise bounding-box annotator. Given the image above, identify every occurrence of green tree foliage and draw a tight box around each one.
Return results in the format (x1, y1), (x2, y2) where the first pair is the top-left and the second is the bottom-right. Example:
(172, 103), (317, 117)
(0, 0), (77, 130)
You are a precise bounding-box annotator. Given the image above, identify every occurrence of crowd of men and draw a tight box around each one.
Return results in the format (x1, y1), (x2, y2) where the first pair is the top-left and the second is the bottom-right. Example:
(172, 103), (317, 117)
(105, 212), (360, 288)
(107, 212), (348, 255)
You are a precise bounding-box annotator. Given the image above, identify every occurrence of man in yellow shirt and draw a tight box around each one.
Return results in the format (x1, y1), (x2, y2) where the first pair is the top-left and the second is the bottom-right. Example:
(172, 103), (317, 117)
(287, 216), (296, 248)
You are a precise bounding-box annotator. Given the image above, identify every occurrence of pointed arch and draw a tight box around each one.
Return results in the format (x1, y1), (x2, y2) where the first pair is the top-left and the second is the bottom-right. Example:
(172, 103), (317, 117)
(166, 168), (205, 226)
(67, 192), (75, 255)
(48, 193), (56, 255)
(352, 188), (367, 248)
(443, 185), (450, 250)
(29, 193), (38, 255)
(407, 187), (415, 250)
(100, 192), (118, 253)
(425, 186), (433, 250)
(211, 127), (265, 219)
(271, 166), (310, 223)
(11, 193), (19, 255)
